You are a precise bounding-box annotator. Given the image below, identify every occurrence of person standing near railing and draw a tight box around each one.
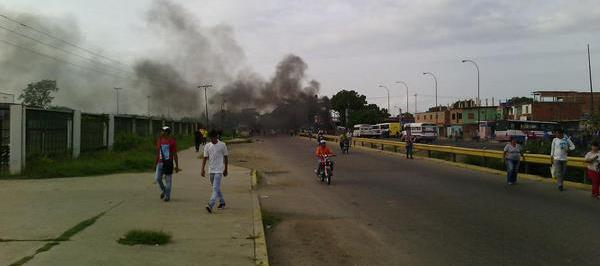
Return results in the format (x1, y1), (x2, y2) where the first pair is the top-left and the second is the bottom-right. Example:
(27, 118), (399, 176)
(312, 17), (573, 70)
(550, 128), (575, 191)
(406, 128), (415, 159)
(584, 141), (600, 198)
(503, 137), (524, 185)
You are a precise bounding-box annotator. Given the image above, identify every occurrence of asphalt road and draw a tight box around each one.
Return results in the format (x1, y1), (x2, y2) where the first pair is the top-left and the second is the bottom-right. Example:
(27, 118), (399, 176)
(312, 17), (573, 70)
(232, 136), (600, 266)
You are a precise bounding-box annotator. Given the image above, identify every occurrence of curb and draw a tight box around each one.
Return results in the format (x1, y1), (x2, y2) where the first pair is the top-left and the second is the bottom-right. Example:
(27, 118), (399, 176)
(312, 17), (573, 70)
(225, 138), (253, 145)
(306, 136), (593, 192)
(250, 170), (269, 266)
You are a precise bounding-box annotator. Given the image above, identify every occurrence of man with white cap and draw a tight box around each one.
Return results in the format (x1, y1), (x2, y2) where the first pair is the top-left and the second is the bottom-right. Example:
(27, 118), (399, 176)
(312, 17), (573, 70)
(155, 126), (180, 202)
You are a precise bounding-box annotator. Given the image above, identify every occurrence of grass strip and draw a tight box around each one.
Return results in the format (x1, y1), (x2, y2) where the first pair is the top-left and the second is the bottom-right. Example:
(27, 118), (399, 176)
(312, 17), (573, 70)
(117, 230), (172, 246)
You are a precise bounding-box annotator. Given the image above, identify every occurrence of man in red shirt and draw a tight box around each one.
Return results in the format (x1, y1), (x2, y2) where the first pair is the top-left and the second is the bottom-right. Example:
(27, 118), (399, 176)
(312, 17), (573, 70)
(155, 126), (180, 202)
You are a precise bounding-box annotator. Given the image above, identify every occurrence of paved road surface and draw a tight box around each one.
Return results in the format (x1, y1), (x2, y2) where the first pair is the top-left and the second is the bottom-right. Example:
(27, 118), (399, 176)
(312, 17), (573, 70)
(231, 137), (600, 266)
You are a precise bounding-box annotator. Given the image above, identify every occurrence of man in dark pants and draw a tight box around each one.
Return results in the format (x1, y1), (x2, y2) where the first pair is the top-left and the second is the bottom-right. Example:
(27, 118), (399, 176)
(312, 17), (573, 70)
(194, 128), (203, 152)
(406, 129), (414, 159)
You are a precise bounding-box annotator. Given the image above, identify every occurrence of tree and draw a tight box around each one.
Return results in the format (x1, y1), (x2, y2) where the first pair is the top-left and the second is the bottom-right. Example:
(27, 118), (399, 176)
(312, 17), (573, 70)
(506, 96), (533, 106)
(330, 90), (368, 126)
(19, 80), (59, 108)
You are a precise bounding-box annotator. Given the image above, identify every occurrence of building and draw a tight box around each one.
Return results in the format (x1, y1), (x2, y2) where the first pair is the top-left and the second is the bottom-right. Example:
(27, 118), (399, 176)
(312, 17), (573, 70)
(415, 106), (450, 136)
(506, 91), (599, 122)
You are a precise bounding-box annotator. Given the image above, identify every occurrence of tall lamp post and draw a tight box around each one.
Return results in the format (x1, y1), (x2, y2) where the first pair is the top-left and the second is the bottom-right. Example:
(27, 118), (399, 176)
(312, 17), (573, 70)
(462, 59), (480, 132)
(422, 72), (439, 131)
(198, 84), (213, 130)
(114, 87), (123, 115)
(378, 84), (390, 113)
(394, 81), (409, 116)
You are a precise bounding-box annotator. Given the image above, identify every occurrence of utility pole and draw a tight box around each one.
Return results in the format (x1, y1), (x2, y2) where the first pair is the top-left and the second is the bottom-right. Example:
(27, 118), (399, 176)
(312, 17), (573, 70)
(221, 98), (226, 128)
(113, 87), (122, 115)
(588, 44), (594, 115)
(146, 95), (151, 116)
(345, 102), (350, 129)
(198, 84), (213, 130)
(462, 59), (480, 132)
(414, 93), (418, 114)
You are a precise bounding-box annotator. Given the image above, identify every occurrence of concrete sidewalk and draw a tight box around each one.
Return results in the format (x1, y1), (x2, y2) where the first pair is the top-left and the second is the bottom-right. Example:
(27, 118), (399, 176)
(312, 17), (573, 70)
(0, 148), (266, 266)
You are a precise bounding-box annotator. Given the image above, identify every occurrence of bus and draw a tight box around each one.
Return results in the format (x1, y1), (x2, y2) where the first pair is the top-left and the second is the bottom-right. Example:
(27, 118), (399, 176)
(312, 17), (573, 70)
(376, 122), (401, 138)
(401, 123), (437, 142)
(495, 120), (559, 142)
(352, 124), (377, 137)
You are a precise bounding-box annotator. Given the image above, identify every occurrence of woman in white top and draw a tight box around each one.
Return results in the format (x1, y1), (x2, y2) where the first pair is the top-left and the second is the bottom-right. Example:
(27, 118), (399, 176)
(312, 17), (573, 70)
(584, 141), (600, 198)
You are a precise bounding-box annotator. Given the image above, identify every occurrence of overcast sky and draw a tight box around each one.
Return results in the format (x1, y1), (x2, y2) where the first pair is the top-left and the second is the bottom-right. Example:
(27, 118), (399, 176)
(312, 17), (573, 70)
(2, 0), (600, 114)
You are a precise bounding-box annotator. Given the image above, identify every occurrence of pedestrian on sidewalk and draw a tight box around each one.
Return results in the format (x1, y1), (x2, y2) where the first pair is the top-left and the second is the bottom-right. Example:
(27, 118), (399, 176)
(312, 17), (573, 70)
(202, 130), (229, 213)
(155, 126), (180, 202)
(550, 128), (575, 191)
(194, 128), (203, 152)
(405, 128), (414, 159)
(584, 141), (600, 198)
(503, 137), (524, 185)
(202, 128), (209, 145)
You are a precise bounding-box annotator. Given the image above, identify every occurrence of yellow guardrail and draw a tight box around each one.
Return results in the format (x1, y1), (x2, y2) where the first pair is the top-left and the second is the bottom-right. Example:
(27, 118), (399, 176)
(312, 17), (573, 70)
(302, 133), (587, 168)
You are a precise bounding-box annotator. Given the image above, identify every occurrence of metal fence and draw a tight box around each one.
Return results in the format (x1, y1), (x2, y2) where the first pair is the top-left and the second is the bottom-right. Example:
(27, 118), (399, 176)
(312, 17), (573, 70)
(0, 108), (9, 172)
(81, 114), (108, 152)
(135, 118), (150, 136)
(115, 117), (133, 136)
(26, 109), (73, 158)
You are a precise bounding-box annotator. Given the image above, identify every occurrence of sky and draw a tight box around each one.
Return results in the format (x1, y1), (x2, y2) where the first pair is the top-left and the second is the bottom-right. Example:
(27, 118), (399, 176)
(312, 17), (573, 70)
(1, 0), (599, 115)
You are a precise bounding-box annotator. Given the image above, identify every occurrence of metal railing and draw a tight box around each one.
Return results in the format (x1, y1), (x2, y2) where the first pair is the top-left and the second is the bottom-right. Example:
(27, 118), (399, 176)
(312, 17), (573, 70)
(304, 134), (586, 169)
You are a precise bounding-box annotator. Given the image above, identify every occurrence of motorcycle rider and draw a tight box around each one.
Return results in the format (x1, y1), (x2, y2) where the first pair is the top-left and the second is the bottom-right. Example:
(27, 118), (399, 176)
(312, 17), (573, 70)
(317, 130), (325, 142)
(315, 140), (334, 174)
(339, 131), (350, 152)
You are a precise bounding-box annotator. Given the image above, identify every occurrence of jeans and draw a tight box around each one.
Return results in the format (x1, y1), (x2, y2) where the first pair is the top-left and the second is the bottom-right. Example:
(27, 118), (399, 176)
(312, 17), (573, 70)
(406, 144), (414, 159)
(505, 159), (520, 184)
(553, 160), (568, 187)
(155, 163), (172, 199)
(208, 173), (225, 208)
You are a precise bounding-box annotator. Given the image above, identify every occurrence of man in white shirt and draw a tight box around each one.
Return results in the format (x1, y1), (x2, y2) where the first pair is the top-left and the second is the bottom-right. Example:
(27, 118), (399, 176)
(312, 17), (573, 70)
(550, 128), (575, 191)
(202, 130), (229, 213)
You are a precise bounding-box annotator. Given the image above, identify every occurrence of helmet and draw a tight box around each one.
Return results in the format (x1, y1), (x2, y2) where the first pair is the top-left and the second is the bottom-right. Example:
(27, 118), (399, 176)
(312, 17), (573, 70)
(319, 140), (326, 145)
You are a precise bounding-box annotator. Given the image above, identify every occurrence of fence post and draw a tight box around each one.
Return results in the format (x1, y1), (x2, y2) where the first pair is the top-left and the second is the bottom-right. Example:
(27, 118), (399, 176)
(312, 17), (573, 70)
(148, 119), (153, 136)
(72, 110), (81, 159)
(381, 144), (384, 151)
(108, 114), (115, 150)
(452, 153), (457, 162)
(9, 104), (25, 174)
(394, 146), (398, 153)
(427, 150), (431, 158)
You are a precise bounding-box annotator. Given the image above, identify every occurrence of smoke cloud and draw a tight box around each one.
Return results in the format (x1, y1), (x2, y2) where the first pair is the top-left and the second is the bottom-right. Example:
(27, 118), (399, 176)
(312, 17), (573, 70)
(0, 0), (327, 128)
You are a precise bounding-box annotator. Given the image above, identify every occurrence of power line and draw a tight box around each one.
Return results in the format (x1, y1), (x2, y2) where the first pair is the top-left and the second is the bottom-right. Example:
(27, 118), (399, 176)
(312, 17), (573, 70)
(0, 23), (131, 77)
(0, 13), (132, 70)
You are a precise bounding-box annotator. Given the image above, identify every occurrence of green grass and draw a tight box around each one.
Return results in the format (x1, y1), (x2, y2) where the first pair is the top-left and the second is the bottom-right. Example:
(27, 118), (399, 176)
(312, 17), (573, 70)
(261, 210), (281, 229)
(117, 230), (172, 246)
(4, 134), (193, 179)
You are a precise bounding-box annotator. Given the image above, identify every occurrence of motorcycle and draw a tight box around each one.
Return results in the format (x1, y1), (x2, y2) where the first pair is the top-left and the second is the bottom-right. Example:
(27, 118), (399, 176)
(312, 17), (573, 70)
(317, 154), (335, 185)
(340, 139), (350, 154)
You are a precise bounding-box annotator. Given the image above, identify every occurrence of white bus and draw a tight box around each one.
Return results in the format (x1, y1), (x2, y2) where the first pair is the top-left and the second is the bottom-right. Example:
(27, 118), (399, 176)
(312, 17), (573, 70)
(352, 124), (379, 137)
(401, 123), (437, 142)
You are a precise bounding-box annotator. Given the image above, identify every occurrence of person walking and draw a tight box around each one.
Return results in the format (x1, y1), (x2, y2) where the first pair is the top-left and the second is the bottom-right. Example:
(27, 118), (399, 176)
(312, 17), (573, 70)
(584, 141), (600, 198)
(202, 128), (209, 145)
(503, 137), (524, 185)
(202, 130), (229, 213)
(155, 126), (180, 202)
(194, 128), (203, 152)
(405, 128), (414, 159)
(550, 128), (575, 191)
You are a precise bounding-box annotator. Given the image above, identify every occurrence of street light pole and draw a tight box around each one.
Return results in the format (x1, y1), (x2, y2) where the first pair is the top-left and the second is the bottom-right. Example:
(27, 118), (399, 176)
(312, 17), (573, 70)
(422, 72), (439, 130)
(462, 59), (480, 130)
(198, 84), (213, 130)
(146, 95), (151, 116)
(378, 84), (390, 114)
(588, 44), (594, 115)
(395, 81), (409, 115)
(113, 87), (122, 115)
